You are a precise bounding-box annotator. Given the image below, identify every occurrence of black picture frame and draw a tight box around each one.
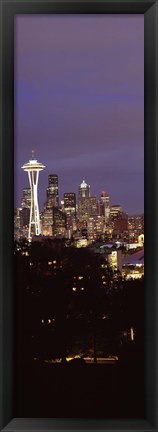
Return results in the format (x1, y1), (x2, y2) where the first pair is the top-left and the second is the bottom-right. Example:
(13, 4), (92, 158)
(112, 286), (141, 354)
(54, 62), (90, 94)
(0, 0), (157, 431)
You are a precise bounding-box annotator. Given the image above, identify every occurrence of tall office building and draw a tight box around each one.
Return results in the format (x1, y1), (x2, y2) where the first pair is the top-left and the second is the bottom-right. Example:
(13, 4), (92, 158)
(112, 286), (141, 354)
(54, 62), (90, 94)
(21, 207), (30, 228)
(21, 152), (45, 240)
(21, 188), (31, 208)
(64, 193), (76, 216)
(78, 180), (90, 221)
(63, 193), (76, 235)
(128, 214), (144, 241)
(52, 207), (67, 236)
(110, 205), (122, 222)
(100, 191), (110, 226)
(41, 208), (53, 236)
(78, 180), (90, 198)
(21, 188), (31, 229)
(87, 216), (105, 242)
(88, 196), (99, 217)
(46, 174), (59, 208)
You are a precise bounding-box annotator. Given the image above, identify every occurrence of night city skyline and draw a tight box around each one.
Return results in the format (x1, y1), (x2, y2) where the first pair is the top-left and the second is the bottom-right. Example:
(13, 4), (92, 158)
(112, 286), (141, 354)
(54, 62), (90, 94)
(14, 14), (144, 215)
(14, 15), (145, 418)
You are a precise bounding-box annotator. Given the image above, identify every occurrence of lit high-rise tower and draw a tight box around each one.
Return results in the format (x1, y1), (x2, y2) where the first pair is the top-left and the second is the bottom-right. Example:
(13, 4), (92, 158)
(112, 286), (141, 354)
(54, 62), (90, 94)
(100, 191), (110, 226)
(46, 174), (59, 208)
(78, 180), (90, 221)
(21, 151), (45, 240)
(78, 180), (90, 198)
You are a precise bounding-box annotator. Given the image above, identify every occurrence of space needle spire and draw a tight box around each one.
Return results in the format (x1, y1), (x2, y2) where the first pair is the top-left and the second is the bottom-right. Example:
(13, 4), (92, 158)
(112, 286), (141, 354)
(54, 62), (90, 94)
(21, 151), (45, 240)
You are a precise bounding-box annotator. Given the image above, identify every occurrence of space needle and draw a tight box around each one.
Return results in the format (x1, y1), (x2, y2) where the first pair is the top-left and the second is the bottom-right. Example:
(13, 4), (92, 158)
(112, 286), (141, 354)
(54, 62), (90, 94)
(21, 151), (45, 240)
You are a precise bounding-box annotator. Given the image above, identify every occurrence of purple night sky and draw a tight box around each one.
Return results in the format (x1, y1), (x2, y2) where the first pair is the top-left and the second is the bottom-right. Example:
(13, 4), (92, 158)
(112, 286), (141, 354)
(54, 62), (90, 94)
(14, 14), (144, 215)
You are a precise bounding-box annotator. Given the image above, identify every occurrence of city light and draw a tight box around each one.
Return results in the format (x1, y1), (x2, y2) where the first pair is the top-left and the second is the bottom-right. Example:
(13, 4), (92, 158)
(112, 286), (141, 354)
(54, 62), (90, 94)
(15, 165), (144, 269)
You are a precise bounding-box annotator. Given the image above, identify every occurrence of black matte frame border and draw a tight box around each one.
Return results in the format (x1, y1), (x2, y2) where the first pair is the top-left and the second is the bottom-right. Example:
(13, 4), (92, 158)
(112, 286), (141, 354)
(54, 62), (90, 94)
(0, 1), (157, 431)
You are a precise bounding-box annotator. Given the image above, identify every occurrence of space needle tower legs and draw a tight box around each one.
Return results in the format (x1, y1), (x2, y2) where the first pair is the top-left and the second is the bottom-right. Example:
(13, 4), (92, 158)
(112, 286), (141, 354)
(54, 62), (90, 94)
(22, 151), (45, 240)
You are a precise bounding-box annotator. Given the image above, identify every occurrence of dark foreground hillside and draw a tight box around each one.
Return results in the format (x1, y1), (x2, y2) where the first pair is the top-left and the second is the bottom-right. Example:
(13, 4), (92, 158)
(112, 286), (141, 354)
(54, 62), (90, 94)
(14, 242), (144, 418)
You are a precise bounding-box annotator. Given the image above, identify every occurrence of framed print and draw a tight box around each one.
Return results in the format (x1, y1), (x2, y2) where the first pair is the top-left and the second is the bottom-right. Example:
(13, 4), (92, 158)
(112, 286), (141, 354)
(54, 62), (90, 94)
(0, 1), (157, 432)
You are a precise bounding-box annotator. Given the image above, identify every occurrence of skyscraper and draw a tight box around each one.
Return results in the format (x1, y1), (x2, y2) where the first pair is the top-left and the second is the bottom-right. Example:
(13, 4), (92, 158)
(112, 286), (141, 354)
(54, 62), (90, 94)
(21, 207), (30, 229)
(52, 207), (66, 236)
(41, 208), (53, 236)
(110, 205), (122, 221)
(21, 152), (45, 240)
(100, 191), (110, 226)
(78, 180), (90, 198)
(88, 196), (99, 217)
(87, 215), (105, 241)
(46, 174), (59, 208)
(78, 180), (90, 221)
(21, 188), (31, 230)
(64, 193), (76, 216)
(21, 188), (31, 208)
